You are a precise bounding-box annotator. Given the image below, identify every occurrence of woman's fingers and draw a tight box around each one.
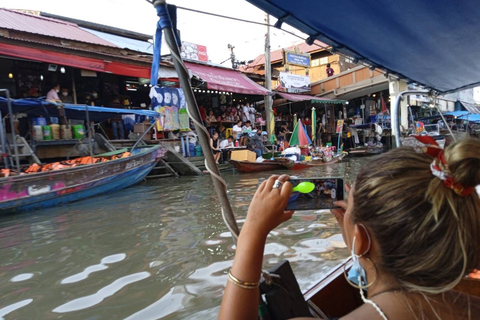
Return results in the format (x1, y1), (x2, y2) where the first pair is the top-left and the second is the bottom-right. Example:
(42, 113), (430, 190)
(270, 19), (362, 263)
(345, 183), (351, 193)
(257, 179), (268, 193)
(333, 200), (348, 211)
(264, 175), (280, 191)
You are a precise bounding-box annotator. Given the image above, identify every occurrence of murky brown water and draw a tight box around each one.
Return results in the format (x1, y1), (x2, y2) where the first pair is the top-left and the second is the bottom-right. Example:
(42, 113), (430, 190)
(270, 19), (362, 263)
(0, 157), (368, 319)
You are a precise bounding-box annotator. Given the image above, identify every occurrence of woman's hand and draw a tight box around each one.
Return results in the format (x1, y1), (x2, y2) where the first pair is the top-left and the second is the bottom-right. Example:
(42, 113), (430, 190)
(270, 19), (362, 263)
(242, 174), (294, 238)
(331, 183), (351, 244)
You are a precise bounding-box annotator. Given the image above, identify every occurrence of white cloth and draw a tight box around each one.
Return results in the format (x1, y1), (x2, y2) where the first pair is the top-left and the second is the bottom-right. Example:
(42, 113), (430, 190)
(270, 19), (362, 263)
(187, 131), (197, 144)
(249, 106), (256, 124)
(219, 139), (233, 148)
(232, 124), (243, 135)
(242, 105), (249, 122)
(350, 127), (360, 144)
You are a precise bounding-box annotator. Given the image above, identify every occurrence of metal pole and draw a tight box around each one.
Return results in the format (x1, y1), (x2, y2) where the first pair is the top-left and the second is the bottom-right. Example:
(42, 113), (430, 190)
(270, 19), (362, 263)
(155, 0), (239, 238)
(72, 69), (78, 104)
(264, 13), (273, 141)
(0, 111), (8, 169)
(85, 105), (94, 163)
(131, 121), (156, 152)
(0, 89), (20, 172)
(392, 90), (429, 147)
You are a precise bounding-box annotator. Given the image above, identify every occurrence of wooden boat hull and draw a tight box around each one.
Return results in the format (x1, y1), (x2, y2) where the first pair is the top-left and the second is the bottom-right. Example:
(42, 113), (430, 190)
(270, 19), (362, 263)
(290, 154), (346, 170)
(230, 159), (293, 173)
(0, 146), (162, 213)
(302, 259), (480, 318)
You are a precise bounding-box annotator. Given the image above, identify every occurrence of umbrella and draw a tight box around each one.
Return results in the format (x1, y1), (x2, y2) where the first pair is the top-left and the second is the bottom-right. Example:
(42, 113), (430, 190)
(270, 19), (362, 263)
(312, 107), (316, 146)
(289, 119), (312, 146)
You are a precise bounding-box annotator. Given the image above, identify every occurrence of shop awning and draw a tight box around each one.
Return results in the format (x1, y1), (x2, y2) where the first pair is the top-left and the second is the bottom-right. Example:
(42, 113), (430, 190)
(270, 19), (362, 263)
(0, 97), (159, 122)
(277, 92), (345, 104)
(460, 101), (480, 114)
(0, 43), (151, 79)
(184, 61), (269, 95)
(246, 0), (480, 94)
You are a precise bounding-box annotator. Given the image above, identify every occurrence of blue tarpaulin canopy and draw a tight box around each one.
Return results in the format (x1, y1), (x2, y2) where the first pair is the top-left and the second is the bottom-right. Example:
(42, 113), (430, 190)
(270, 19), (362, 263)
(444, 111), (469, 117)
(246, 0), (480, 94)
(458, 114), (480, 122)
(0, 98), (159, 122)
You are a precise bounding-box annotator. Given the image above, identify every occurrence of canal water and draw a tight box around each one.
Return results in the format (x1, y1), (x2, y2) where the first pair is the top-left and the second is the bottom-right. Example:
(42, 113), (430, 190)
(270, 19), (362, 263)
(0, 158), (368, 319)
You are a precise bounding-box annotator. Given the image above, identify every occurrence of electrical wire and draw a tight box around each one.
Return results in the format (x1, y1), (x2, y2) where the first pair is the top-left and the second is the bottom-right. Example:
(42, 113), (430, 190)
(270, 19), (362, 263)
(144, 0), (328, 51)
(143, 0), (394, 77)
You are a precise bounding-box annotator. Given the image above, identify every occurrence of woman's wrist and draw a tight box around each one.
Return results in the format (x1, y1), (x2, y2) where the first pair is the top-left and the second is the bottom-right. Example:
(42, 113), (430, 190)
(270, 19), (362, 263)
(239, 222), (269, 243)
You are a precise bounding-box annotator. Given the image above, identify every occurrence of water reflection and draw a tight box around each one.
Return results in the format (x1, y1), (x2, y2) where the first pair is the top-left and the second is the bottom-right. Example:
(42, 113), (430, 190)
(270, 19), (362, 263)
(0, 158), (368, 319)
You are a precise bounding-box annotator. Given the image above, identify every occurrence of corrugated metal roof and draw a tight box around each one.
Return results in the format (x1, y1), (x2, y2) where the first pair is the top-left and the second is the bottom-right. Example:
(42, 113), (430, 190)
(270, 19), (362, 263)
(0, 8), (116, 47)
(81, 27), (153, 54)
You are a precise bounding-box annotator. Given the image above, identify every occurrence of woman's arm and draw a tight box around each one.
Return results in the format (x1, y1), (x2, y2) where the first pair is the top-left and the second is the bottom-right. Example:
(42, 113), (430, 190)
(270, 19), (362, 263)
(219, 175), (294, 320)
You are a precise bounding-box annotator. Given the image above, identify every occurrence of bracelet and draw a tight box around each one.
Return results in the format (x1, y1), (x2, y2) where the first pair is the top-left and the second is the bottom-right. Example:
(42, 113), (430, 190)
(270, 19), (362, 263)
(228, 271), (259, 289)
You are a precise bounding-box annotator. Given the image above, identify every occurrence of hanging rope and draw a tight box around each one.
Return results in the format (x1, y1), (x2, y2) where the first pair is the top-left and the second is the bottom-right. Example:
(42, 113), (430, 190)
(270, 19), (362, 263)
(151, 1), (239, 240)
(150, 4), (172, 86)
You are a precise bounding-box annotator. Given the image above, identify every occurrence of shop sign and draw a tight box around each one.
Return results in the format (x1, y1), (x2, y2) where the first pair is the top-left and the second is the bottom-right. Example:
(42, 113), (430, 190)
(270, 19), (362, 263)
(336, 119), (344, 133)
(279, 72), (311, 93)
(181, 41), (208, 62)
(284, 50), (311, 67)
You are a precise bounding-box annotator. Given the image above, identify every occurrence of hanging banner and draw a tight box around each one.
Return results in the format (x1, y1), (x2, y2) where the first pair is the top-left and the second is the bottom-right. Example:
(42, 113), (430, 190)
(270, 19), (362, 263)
(149, 87), (185, 131)
(336, 119), (344, 133)
(279, 72), (311, 93)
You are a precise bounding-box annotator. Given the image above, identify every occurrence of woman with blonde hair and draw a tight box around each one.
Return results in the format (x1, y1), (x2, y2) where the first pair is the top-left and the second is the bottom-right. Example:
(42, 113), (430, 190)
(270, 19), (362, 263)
(219, 138), (480, 319)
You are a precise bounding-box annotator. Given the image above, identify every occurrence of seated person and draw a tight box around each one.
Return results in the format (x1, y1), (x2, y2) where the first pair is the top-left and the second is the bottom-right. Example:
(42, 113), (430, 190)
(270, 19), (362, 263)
(219, 135), (234, 149)
(242, 120), (253, 133)
(218, 123), (226, 139)
(251, 128), (265, 152)
(209, 131), (222, 164)
(219, 135), (235, 161)
(205, 110), (217, 126)
(232, 120), (243, 139)
(277, 122), (290, 141)
(240, 132), (263, 159)
(219, 138), (480, 320)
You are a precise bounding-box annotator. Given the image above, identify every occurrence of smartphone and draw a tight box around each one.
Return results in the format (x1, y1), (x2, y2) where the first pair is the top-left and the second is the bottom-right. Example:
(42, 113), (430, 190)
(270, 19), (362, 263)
(286, 178), (344, 211)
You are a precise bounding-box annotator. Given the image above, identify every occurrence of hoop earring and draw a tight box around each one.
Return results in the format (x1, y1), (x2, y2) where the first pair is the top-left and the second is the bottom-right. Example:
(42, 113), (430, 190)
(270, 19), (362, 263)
(343, 256), (378, 289)
(343, 237), (378, 290)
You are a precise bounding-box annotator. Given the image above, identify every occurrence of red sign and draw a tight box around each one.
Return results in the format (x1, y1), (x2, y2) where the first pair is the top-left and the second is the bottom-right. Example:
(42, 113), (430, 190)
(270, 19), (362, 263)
(181, 42), (208, 62)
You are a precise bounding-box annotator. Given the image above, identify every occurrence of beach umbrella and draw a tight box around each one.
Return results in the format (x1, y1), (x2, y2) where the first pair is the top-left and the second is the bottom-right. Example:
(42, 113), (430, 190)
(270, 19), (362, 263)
(312, 107), (316, 146)
(289, 119), (312, 146)
(293, 113), (298, 128)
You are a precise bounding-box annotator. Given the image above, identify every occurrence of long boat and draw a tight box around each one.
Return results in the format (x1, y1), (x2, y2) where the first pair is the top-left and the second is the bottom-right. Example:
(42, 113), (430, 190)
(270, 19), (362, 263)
(230, 158), (294, 173)
(290, 153), (347, 170)
(0, 146), (163, 213)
